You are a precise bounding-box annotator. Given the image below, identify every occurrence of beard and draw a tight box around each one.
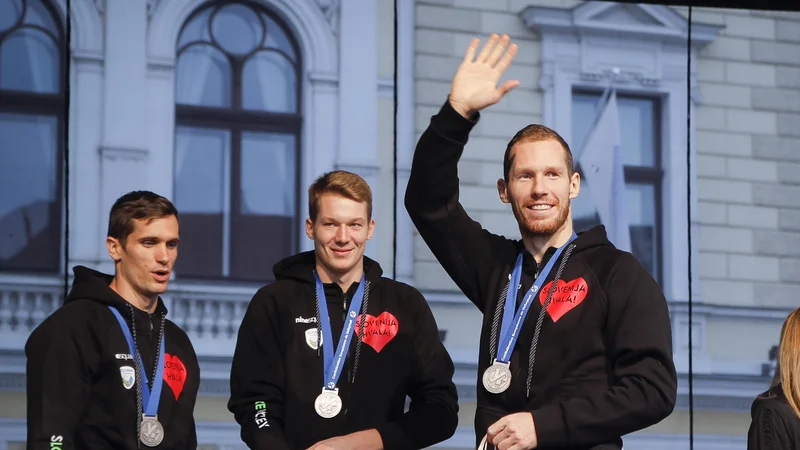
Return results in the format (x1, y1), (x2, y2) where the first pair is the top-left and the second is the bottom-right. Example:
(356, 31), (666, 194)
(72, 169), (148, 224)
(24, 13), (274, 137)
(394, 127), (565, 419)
(510, 197), (571, 238)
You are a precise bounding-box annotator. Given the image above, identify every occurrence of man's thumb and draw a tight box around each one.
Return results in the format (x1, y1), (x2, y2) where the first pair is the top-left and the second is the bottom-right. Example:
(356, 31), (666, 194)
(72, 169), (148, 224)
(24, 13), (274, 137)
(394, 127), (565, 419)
(498, 79), (520, 95)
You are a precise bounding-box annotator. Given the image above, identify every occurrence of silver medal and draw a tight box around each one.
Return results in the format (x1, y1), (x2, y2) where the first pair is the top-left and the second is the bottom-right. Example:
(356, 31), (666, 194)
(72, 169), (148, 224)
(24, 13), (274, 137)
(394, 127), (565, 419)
(482, 360), (512, 394)
(140, 415), (164, 447)
(314, 388), (343, 419)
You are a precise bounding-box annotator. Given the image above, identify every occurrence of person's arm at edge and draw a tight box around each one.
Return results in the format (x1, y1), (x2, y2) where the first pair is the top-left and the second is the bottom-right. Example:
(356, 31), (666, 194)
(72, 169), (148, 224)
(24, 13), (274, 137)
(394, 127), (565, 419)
(227, 288), (292, 450)
(530, 254), (678, 447)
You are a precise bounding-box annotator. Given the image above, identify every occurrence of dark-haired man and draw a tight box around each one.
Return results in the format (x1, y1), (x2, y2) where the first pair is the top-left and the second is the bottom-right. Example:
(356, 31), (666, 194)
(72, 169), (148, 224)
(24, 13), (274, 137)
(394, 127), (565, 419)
(26, 190), (199, 449)
(405, 34), (677, 450)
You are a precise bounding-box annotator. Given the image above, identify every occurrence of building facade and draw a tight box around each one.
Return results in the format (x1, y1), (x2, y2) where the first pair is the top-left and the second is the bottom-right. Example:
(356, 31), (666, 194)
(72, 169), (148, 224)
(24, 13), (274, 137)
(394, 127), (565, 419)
(0, 0), (798, 449)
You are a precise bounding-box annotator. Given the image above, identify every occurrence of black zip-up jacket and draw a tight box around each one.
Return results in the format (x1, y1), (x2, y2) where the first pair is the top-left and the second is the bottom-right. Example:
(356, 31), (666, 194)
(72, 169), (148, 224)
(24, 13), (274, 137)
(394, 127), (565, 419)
(748, 384), (800, 449)
(227, 251), (459, 450)
(25, 266), (200, 449)
(404, 100), (678, 449)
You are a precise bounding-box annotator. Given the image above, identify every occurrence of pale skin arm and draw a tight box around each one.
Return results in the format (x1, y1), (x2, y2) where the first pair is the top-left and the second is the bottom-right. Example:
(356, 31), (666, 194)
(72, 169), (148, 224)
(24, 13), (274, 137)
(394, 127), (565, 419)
(306, 429), (383, 450)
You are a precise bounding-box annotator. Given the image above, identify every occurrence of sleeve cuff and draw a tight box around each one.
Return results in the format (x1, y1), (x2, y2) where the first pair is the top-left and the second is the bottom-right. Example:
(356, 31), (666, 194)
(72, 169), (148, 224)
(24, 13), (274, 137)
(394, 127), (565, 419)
(531, 405), (568, 448)
(430, 98), (481, 145)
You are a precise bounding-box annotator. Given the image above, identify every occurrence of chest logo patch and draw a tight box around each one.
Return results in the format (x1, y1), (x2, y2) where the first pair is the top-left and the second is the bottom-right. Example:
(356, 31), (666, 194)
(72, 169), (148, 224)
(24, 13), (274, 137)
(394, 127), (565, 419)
(164, 354), (186, 400)
(539, 277), (588, 322)
(119, 366), (135, 390)
(355, 312), (399, 353)
(305, 327), (322, 350)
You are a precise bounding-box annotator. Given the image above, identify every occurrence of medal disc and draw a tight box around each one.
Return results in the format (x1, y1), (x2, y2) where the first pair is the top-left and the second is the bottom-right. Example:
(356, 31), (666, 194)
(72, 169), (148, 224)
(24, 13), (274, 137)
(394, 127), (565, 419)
(140, 415), (164, 447)
(314, 389), (343, 418)
(482, 361), (512, 394)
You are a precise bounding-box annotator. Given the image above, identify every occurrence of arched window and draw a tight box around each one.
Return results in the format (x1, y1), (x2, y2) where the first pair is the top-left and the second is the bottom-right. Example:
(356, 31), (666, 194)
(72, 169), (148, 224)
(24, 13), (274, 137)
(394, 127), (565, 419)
(173, 1), (302, 281)
(0, 0), (64, 273)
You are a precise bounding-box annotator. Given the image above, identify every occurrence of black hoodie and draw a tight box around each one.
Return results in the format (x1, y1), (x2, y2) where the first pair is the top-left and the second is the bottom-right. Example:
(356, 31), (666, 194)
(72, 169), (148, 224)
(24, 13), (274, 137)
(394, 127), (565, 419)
(748, 384), (800, 449)
(404, 100), (678, 449)
(227, 251), (459, 450)
(25, 266), (199, 449)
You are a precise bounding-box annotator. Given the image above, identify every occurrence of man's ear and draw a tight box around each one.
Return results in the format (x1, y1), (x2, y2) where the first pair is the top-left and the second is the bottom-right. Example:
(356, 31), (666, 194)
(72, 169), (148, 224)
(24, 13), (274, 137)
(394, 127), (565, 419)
(305, 217), (314, 240)
(497, 178), (510, 204)
(107, 237), (123, 262)
(569, 171), (581, 200)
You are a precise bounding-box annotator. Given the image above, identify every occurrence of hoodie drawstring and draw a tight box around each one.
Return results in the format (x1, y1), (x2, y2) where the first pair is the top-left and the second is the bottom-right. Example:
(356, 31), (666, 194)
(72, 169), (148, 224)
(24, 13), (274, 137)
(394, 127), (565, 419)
(487, 244), (577, 399)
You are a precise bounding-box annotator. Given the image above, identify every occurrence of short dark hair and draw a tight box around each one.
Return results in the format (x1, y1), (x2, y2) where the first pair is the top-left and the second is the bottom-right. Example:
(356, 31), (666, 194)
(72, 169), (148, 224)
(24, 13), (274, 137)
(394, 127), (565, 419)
(503, 124), (574, 180)
(107, 191), (179, 246)
(308, 170), (373, 221)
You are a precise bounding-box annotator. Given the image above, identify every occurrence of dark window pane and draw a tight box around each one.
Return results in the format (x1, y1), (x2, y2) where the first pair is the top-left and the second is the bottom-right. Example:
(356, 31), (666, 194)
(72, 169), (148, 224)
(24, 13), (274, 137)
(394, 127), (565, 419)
(618, 96), (656, 167)
(177, 7), (212, 49)
(262, 12), (296, 61)
(175, 44), (231, 107)
(230, 132), (296, 281)
(0, 28), (58, 93)
(173, 127), (230, 278)
(0, 0), (23, 33)
(25, 0), (59, 34)
(242, 51), (296, 113)
(211, 3), (263, 56)
(0, 113), (59, 271)
(627, 183), (659, 279)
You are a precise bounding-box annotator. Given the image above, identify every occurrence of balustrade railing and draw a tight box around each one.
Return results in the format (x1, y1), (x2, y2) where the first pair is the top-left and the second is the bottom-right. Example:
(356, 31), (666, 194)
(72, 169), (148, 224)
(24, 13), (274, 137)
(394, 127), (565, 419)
(0, 274), (257, 357)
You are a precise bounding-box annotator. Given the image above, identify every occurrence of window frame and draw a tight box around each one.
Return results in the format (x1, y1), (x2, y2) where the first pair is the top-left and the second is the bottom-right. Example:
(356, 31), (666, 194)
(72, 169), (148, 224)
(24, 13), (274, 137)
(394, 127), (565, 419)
(173, 0), (304, 282)
(0, 0), (65, 274)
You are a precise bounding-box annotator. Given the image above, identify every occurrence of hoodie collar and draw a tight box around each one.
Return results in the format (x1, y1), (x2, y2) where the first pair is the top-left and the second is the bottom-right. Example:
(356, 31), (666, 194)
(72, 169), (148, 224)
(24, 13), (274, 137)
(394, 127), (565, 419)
(66, 265), (168, 317)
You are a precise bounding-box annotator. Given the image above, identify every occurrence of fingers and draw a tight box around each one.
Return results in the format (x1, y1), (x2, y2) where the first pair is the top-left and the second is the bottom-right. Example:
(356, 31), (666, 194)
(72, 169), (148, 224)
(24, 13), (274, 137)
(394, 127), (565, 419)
(463, 38), (480, 64)
(475, 34), (500, 64)
(492, 429), (514, 450)
(486, 34), (511, 67)
(487, 417), (507, 439)
(495, 43), (518, 73)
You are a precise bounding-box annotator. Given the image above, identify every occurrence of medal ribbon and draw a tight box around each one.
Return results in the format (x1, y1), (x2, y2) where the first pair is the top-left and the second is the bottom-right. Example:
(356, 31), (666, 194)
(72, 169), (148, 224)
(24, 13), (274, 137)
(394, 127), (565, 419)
(109, 306), (166, 417)
(315, 271), (366, 391)
(496, 233), (577, 363)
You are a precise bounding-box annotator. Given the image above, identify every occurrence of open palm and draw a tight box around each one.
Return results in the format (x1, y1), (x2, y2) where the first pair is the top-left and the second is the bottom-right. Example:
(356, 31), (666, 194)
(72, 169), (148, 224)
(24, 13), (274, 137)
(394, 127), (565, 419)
(449, 34), (520, 118)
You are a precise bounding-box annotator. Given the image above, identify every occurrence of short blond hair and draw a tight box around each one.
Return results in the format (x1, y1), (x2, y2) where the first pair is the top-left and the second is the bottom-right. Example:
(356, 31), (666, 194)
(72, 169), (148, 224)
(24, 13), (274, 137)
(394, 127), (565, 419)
(308, 170), (373, 221)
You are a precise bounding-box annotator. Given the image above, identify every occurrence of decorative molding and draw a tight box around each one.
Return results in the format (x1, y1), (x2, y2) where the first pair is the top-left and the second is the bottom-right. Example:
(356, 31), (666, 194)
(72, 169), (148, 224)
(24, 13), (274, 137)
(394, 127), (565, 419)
(98, 146), (149, 162)
(147, 0), (164, 19)
(377, 77), (395, 98)
(316, 0), (341, 35)
(519, 3), (723, 47)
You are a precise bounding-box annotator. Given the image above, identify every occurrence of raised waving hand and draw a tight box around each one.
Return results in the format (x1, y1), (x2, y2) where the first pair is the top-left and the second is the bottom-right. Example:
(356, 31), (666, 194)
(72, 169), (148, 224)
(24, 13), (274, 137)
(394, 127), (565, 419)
(448, 33), (520, 119)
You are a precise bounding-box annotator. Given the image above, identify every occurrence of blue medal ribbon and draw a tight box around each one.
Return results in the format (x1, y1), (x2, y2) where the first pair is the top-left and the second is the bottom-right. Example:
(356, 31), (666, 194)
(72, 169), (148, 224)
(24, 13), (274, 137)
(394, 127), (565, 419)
(315, 271), (366, 392)
(496, 233), (577, 363)
(109, 306), (166, 417)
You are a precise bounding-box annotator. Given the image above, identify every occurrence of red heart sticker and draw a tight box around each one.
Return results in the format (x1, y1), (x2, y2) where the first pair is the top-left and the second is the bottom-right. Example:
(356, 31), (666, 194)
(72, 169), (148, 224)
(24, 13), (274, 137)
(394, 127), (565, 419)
(354, 312), (399, 353)
(163, 353), (186, 400)
(539, 277), (588, 322)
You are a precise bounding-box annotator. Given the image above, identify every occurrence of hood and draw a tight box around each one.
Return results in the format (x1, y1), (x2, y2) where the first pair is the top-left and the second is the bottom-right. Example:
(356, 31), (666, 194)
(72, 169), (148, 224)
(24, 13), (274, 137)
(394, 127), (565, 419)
(272, 251), (384, 285)
(65, 265), (168, 315)
(520, 224), (615, 270)
(571, 224), (616, 253)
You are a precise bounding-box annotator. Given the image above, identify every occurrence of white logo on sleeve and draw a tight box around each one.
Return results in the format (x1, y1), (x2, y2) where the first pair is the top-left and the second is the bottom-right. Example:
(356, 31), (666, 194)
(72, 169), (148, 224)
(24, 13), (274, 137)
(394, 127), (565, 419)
(305, 328), (323, 350)
(120, 366), (136, 390)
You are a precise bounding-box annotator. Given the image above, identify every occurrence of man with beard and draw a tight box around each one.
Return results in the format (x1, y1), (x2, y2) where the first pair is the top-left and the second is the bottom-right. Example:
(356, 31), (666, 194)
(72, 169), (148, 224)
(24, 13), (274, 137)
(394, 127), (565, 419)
(404, 34), (677, 450)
